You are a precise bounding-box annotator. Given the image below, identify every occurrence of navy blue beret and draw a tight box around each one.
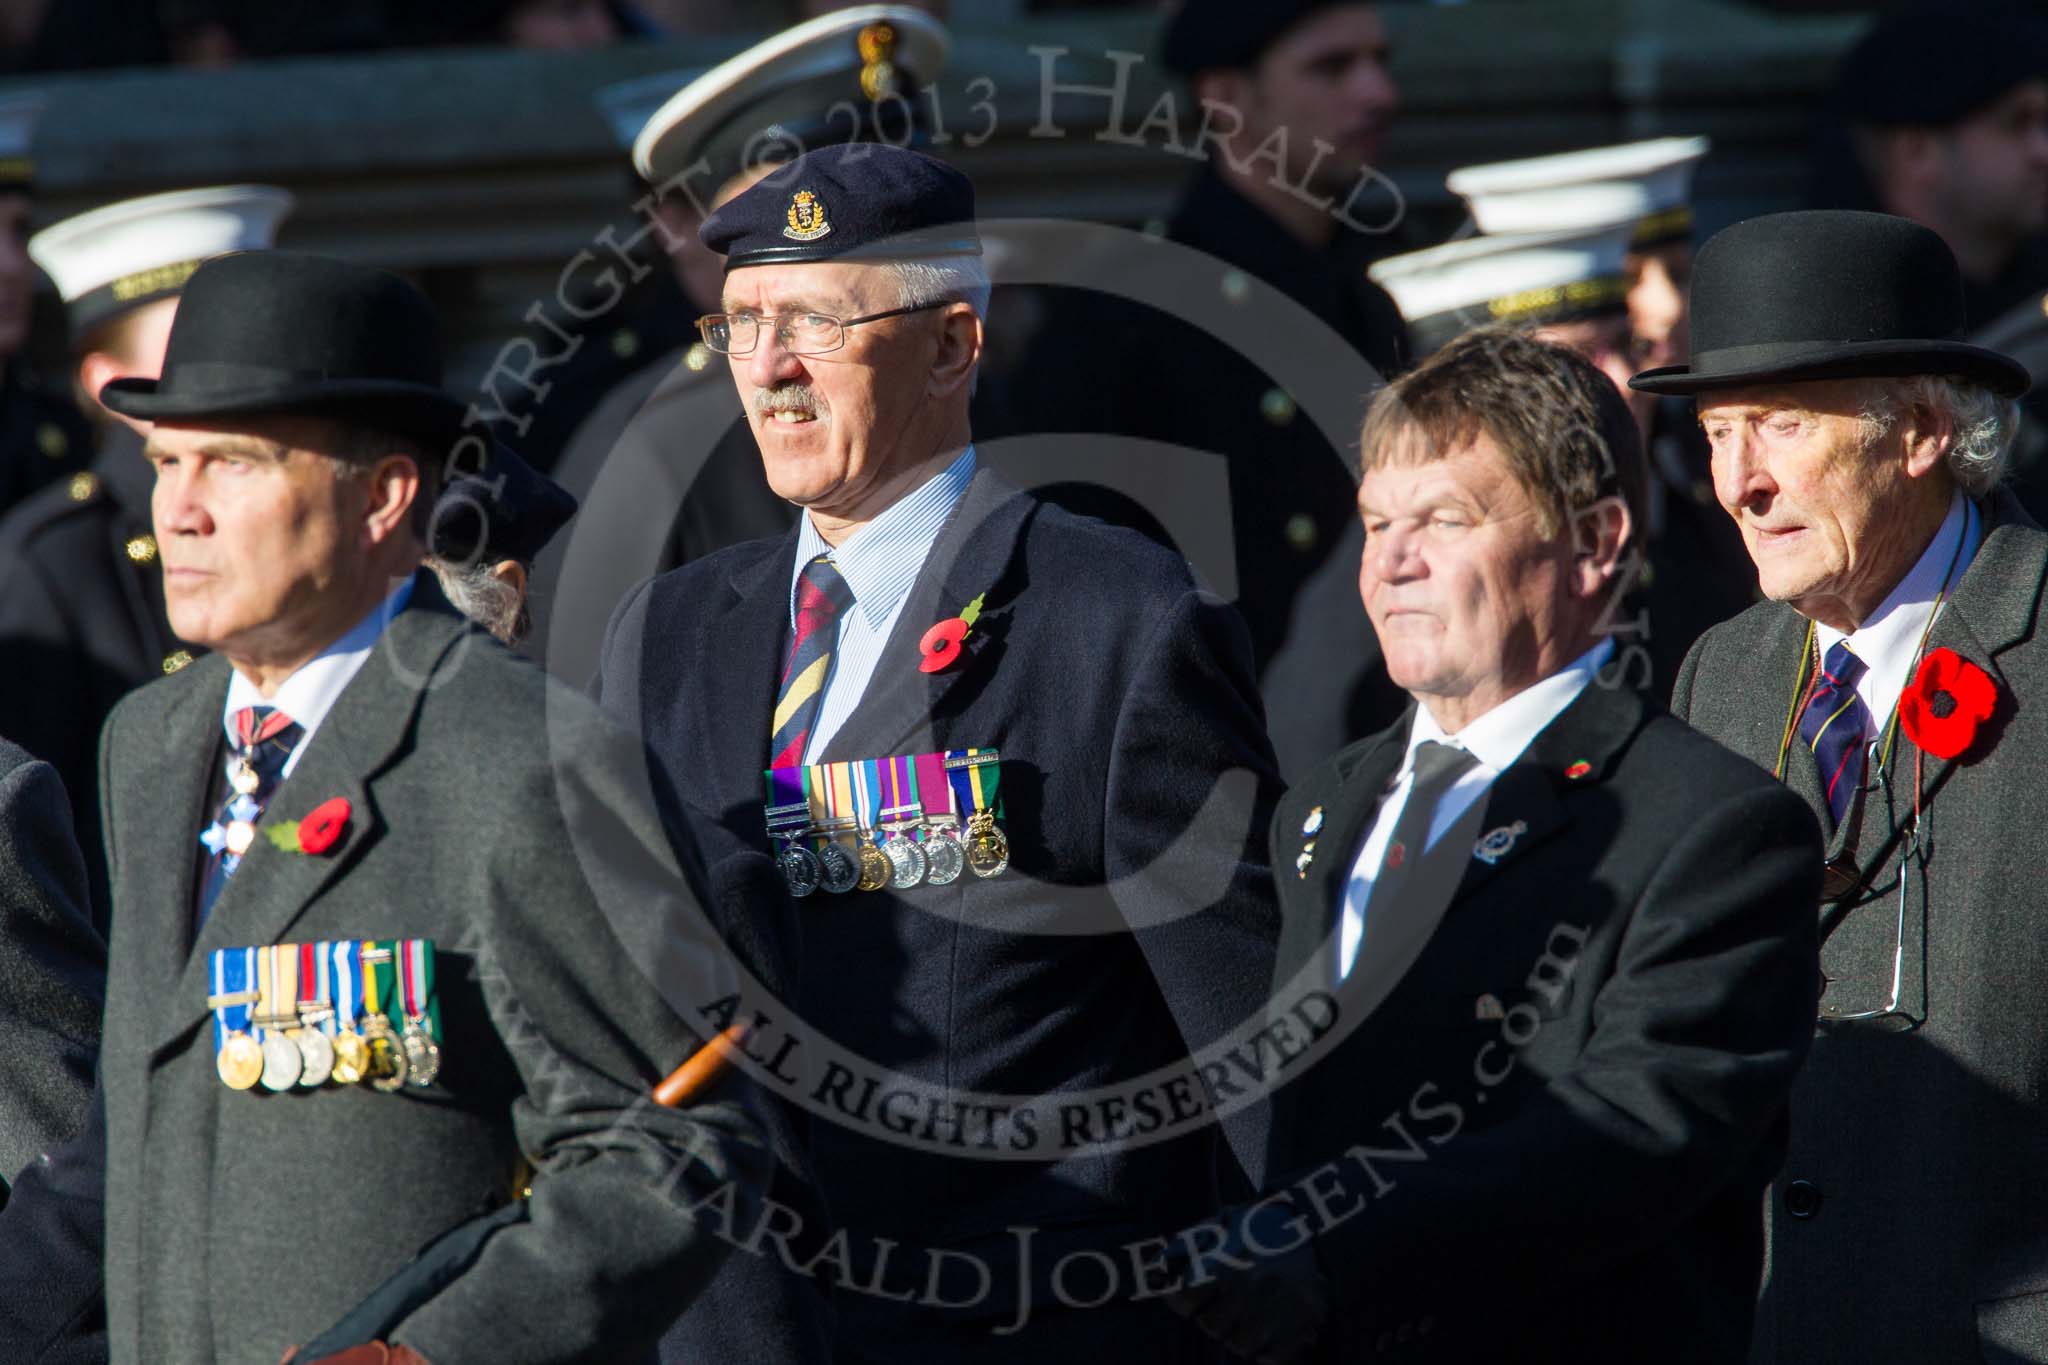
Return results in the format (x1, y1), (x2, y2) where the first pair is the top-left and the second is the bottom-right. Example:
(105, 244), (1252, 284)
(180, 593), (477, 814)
(431, 440), (577, 567)
(1833, 8), (2048, 129)
(699, 142), (980, 270)
(1162, 0), (1351, 77)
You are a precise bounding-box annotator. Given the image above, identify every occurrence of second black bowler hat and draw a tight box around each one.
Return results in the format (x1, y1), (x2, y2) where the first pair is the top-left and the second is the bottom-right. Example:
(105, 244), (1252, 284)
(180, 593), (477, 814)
(100, 249), (467, 442)
(1629, 210), (2031, 398)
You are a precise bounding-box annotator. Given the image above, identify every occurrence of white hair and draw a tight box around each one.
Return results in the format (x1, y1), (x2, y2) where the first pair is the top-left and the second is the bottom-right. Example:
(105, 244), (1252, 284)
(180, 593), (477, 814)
(428, 557), (528, 645)
(886, 256), (991, 320)
(884, 256), (989, 395)
(1856, 374), (2020, 495)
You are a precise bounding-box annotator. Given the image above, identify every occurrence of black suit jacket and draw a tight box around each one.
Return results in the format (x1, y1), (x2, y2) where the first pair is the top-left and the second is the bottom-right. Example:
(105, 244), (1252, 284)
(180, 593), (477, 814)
(1267, 681), (1822, 1363)
(600, 464), (1283, 1358)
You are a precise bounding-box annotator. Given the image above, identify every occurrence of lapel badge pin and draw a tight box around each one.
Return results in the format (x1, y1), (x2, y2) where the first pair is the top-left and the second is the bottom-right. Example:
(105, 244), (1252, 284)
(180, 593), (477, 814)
(1301, 805), (1324, 837)
(1474, 993), (1506, 1021)
(1294, 841), (1316, 880)
(1472, 820), (1528, 866)
(1386, 840), (1406, 870)
(1565, 759), (1593, 781)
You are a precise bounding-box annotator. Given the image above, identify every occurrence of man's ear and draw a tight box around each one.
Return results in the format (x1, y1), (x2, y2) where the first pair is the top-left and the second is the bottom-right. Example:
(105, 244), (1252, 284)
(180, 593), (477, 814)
(927, 302), (984, 399)
(1568, 495), (1634, 601)
(1897, 397), (1957, 481)
(360, 452), (423, 549)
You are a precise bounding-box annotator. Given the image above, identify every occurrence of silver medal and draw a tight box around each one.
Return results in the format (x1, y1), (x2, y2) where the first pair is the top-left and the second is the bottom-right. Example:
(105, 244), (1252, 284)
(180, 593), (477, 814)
(402, 1021), (442, 1088)
(294, 1027), (335, 1088)
(777, 843), (821, 898)
(817, 839), (861, 894)
(923, 828), (966, 886)
(883, 833), (928, 889)
(259, 1030), (303, 1091)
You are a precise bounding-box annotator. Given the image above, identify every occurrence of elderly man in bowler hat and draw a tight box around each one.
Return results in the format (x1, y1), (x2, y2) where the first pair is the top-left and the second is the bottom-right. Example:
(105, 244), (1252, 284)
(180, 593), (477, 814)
(599, 142), (1283, 1360)
(22, 249), (763, 1365)
(1633, 209), (2048, 1364)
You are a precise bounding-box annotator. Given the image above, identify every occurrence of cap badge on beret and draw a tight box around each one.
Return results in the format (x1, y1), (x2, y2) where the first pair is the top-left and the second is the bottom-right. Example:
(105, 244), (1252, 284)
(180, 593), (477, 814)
(858, 23), (900, 102)
(784, 189), (833, 243)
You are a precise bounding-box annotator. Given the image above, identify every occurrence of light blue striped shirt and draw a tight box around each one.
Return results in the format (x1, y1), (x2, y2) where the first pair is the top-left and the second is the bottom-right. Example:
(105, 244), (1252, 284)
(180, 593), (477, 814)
(790, 446), (975, 761)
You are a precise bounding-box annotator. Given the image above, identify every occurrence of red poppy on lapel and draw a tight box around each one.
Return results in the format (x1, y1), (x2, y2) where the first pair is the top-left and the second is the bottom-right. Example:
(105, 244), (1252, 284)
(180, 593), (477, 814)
(264, 797), (352, 855)
(918, 591), (987, 675)
(1899, 647), (1996, 760)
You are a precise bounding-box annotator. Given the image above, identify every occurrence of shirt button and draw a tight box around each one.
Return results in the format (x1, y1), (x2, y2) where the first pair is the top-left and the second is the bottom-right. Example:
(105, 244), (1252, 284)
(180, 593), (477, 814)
(1784, 1179), (1823, 1220)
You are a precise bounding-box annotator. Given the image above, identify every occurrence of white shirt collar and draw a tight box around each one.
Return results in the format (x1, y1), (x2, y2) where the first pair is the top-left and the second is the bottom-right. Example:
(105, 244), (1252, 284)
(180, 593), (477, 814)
(222, 578), (414, 774)
(790, 446), (976, 631)
(1405, 638), (1615, 775)
(1814, 493), (1979, 734)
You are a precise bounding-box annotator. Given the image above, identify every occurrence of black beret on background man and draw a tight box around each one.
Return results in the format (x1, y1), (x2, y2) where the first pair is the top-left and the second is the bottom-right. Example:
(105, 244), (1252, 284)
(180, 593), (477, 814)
(601, 142), (1283, 1361)
(1179, 328), (1820, 1363)
(24, 248), (762, 1365)
(1634, 209), (2048, 1364)
(0, 183), (293, 930)
(1001, 0), (1411, 676)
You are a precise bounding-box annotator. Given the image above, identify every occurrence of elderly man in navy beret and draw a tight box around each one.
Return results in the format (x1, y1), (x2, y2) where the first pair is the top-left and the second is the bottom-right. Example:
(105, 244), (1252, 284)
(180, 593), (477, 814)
(598, 143), (1285, 1360)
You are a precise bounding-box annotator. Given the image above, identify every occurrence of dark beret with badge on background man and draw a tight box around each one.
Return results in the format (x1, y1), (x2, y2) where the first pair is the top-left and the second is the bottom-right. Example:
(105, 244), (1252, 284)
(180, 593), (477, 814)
(22, 247), (767, 1365)
(1173, 327), (1822, 1365)
(1631, 209), (2048, 1365)
(597, 142), (1284, 1361)
(0, 183), (294, 932)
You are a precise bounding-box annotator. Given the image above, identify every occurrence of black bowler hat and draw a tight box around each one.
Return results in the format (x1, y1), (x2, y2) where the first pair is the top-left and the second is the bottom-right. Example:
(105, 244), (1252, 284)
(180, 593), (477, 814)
(99, 249), (467, 442)
(1629, 211), (2032, 398)
(430, 441), (577, 567)
(700, 142), (978, 270)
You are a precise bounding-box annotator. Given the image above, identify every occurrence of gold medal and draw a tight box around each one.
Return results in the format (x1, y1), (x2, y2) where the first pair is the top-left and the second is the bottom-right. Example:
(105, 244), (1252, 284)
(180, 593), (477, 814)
(217, 1031), (263, 1090)
(331, 1029), (370, 1085)
(857, 841), (891, 892)
(966, 811), (1009, 879)
(363, 1014), (408, 1092)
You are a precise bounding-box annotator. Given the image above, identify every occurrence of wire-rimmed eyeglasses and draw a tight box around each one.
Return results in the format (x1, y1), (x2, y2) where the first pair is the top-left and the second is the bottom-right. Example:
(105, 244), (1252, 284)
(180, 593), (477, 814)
(696, 302), (945, 357)
(1818, 831), (1919, 1028)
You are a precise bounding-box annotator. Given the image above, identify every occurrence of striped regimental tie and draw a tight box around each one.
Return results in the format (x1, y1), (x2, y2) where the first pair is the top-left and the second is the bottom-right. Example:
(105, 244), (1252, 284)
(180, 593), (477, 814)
(769, 554), (856, 769)
(1798, 640), (1871, 832)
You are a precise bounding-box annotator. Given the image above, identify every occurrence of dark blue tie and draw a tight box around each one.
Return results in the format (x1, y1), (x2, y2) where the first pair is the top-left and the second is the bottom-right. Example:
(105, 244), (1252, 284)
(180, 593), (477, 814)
(196, 705), (302, 928)
(1798, 642), (1870, 832)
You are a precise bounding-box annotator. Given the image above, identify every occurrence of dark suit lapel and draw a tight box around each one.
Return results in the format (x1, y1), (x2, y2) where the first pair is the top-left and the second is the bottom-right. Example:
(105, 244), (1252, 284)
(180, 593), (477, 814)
(703, 534), (797, 816)
(1906, 492), (2044, 810)
(152, 582), (467, 1058)
(1270, 718), (1411, 1001)
(114, 655), (230, 1019)
(819, 466), (1034, 764)
(1446, 679), (1649, 908)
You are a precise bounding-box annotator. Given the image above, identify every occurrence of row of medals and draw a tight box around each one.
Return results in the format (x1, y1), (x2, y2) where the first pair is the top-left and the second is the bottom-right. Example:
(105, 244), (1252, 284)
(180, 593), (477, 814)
(217, 1003), (440, 1095)
(777, 812), (1010, 899)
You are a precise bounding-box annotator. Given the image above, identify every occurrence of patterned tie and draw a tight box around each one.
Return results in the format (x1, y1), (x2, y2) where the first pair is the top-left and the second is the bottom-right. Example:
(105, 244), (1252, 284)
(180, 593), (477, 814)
(1344, 740), (1481, 981)
(196, 705), (303, 928)
(1798, 641), (1871, 832)
(769, 555), (856, 769)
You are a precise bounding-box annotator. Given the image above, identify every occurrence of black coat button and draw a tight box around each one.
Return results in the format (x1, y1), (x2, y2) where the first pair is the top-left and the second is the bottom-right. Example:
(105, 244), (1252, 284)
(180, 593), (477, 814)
(1785, 1179), (1823, 1219)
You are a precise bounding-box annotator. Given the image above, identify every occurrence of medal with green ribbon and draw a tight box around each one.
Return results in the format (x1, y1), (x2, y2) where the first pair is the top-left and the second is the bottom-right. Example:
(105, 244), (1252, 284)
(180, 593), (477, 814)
(399, 938), (441, 1088)
(881, 754), (929, 888)
(945, 748), (1008, 879)
(764, 765), (821, 898)
(360, 939), (408, 1092)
